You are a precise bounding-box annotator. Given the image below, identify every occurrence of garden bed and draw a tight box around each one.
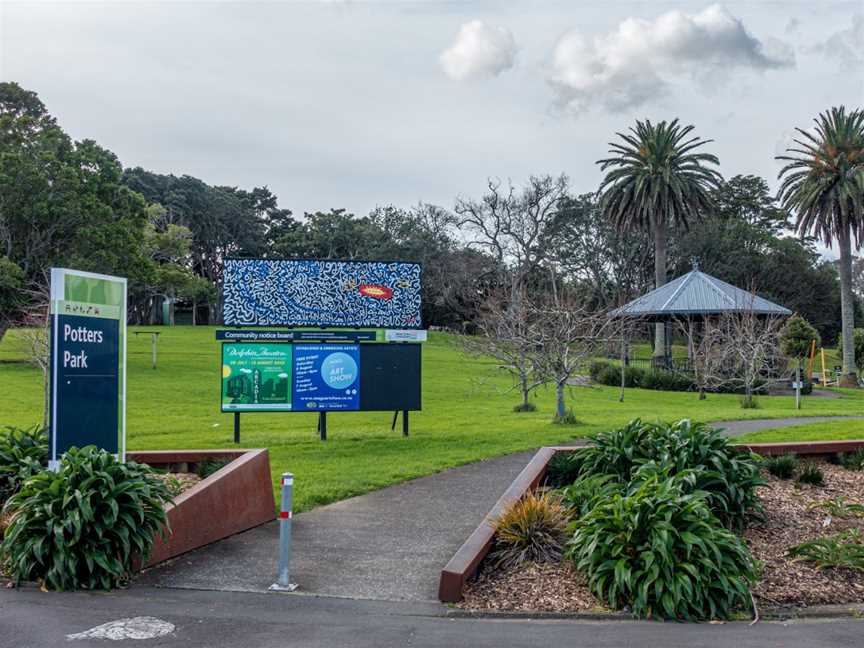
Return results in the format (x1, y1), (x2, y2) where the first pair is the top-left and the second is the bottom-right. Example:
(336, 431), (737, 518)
(747, 462), (864, 606)
(128, 449), (275, 567)
(442, 433), (864, 619)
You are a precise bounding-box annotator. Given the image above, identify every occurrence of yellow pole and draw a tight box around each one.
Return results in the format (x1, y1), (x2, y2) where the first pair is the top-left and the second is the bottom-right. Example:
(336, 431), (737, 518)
(821, 348), (828, 386)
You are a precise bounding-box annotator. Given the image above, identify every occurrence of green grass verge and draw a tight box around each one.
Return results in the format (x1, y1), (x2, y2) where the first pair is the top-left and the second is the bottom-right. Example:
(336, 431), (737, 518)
(2, 327), (863, 512)
(735, 419), (864, 444)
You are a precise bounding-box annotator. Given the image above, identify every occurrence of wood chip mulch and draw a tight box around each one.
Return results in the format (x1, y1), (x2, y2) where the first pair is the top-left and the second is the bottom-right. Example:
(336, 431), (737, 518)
(459, 561), (602, 613)
(745, 462), (864, 607)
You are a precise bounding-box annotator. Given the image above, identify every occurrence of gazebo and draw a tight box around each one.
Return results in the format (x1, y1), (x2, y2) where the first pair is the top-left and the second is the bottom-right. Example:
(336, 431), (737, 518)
(610, 262), (792, 369)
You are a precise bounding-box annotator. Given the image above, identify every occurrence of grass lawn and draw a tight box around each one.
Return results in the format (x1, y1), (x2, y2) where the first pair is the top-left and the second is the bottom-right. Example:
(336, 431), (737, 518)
(735, 418), (864, 444)
(3, 326), (864, 512)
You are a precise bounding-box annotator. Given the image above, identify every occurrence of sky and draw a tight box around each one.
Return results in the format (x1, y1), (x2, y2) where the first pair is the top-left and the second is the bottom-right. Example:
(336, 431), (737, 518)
(1, 0), (862, 221)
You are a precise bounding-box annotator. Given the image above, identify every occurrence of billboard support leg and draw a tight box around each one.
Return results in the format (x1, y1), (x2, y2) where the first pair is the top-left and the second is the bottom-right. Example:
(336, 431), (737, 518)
(234, 412), (240, 444)
(319, 412), (327, 441)
(402, 410), (409, 437)
(391, 410), (398, 431)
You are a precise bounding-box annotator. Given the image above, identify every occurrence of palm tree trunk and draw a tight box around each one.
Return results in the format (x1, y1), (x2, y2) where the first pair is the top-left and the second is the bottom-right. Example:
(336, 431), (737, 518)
(653, 216), (667, 360)
(838, 226), (858, 387)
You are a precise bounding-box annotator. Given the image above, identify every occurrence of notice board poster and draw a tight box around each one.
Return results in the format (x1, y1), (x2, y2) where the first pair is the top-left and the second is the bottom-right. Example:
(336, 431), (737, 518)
(292, 344), (360, 411)
(221, 343), (293, 411)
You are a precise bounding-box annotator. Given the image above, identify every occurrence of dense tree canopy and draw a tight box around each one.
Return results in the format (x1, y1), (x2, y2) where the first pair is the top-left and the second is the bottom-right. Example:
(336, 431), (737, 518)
(0, 81), (859, 346)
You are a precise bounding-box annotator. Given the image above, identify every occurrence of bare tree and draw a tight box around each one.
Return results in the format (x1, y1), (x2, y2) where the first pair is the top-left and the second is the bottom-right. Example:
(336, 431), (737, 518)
(713, 306), (787, 408)
(455, 174), (568, 295)
(675, 317), (729, 400)
(528, 297), (613, 422)
(465, 289), (545, 411)
(17, 277), (51, 427)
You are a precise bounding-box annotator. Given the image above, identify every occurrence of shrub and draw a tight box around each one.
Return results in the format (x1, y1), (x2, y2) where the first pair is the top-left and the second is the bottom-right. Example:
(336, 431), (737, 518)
(807, 497), (864, 519)
(739, 395), (760, 409)
(573, 419), (654, 482)
(0, 446), (172, 591)
(489, 491), (569, 570)
(639, 369), (694, 392)
(566, 473), (757, 621)
(589, 360), (611, 382)
(797, 463), (825, 486)
(552, 408), (580, 426)
(196, 458), (232, 479)
(764, 454), (798, 479)
(512, 402), (537, 413)
(559, 473), (623, 517)
(788, 529), (864, 571)
(836, 449), (864, 471)
(0, 425), (47, 503)
(572, 419), (764, 527)
(544, 452), (584, 489)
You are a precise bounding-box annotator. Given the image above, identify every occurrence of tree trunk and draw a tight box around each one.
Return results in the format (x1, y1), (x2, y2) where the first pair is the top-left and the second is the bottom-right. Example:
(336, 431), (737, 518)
(520, 367), (530, 411)
(192, 299), (197, 326)
(556, 381), (565, 419)
(42, 366), (50, 429)
(653, 216), (667, 360)
(838, 226), (858, 387)
(619, 332), (626, 403)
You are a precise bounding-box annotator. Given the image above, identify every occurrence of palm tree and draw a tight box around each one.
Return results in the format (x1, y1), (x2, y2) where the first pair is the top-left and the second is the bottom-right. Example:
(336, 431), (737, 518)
(597, 119), (722, 361)
(777, 106), (864, 387)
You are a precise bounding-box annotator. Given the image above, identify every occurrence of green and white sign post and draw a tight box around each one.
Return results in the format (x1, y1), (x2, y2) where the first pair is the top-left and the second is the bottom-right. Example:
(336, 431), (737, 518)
(49, 268), (127, 470)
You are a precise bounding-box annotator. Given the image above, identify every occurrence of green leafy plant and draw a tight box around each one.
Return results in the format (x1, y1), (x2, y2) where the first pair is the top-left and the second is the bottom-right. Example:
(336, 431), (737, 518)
(195, 458), (232, 479)
(739, 395), (760, 409)
(489, 490), (570, 570)
(512, 402), (537, 413)
(544, 452), (584, 489)
(552, 408), (580, 426)
(559, 473), (623, 517)
(764, 454), (798, 480)
(567, 472), (757, 621)
(807, 497), (864, 518)
(0, 425), (47, 503)
(0, 446), (172, 591)
(571, 419), (763, 527)
(789, 529), (864, 571)
(164, 476), (185, 498)
(797, 462), (825, 486)
(836, 449), (864, 471)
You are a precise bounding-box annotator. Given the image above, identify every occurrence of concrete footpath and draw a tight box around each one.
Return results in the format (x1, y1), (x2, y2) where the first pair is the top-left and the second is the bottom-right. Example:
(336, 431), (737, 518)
(139, 416), (864, 603)
(2, 584), (862, 648)
(139, 450), (537, 601)
(714, 416), (864, 437)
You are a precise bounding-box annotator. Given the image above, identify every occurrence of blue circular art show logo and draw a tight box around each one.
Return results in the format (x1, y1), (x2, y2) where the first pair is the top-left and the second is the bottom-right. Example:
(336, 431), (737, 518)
(321, 352), (358, 389)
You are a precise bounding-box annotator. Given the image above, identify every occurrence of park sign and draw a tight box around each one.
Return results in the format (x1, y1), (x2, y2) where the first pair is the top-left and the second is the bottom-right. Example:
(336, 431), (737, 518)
(49, 268), (127, 469)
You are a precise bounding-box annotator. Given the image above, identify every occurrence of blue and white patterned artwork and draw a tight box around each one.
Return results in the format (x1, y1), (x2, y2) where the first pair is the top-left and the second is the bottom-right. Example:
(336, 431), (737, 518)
(223, 259), (422, 328)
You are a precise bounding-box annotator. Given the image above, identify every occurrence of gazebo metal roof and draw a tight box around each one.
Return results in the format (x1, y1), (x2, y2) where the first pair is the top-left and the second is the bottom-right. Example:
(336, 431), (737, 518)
(611, 265), (792, 319)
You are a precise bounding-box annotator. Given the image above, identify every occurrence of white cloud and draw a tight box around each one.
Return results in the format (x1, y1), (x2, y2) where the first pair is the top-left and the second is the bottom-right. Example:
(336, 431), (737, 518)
(549, 4), (795, 113)
(440, 20), (517, 81)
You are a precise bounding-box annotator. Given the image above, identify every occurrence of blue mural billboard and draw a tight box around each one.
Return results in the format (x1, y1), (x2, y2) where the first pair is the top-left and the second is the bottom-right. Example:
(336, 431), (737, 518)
(222, 259), (422, 328)
(292, 344), (360, 411)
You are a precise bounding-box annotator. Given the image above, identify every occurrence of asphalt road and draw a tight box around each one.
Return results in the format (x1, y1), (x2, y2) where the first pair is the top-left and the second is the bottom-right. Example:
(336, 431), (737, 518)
(2, 585), (863, 648)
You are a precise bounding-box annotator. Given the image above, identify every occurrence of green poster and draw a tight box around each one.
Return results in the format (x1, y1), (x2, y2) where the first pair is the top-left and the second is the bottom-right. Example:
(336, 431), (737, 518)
(221, 343), (293, 411)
